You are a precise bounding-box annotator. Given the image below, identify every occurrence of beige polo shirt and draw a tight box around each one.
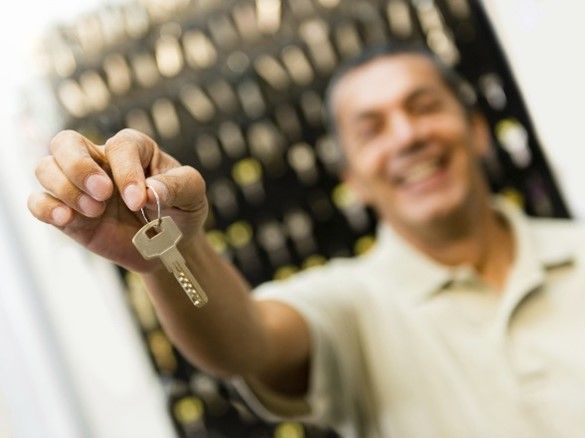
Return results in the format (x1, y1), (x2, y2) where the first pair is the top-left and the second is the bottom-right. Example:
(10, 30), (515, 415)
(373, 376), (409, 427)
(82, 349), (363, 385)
(232, 199), (585, 437)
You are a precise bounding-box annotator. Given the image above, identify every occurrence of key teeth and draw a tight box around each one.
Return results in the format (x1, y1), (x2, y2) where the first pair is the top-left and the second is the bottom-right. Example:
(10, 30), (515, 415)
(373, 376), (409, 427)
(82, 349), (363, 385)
(186, 292), (206, 307)
(190, 296), (208, 308)
(175, 269), (208, 308)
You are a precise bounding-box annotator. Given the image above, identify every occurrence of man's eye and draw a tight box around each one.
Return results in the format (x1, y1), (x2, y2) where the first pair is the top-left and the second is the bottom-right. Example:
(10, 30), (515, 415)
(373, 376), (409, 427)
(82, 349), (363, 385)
(411, 99), (442, 114)
(356, 124), (380, 141)
(356, 130), (376, 143)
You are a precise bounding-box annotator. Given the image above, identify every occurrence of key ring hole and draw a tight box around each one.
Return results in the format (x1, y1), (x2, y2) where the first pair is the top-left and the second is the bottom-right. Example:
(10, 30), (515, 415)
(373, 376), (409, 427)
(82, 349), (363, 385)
(145, 227), (161, 239)
(140, 183), (162, 230)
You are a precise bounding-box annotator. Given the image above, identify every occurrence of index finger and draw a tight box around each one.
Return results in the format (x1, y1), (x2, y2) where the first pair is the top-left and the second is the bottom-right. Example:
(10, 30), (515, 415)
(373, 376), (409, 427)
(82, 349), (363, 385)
(104, 129), (158, 211)
(49, 130), (113, 201)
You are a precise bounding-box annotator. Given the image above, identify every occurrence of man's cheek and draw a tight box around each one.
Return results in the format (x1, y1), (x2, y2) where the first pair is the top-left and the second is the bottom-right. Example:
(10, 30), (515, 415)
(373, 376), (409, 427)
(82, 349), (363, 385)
(357, 146), (388, 175)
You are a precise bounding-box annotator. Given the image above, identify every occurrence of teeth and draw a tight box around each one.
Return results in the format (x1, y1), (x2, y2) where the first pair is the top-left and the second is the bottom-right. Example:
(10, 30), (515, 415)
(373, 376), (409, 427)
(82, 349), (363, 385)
(402, 159), (441, 185)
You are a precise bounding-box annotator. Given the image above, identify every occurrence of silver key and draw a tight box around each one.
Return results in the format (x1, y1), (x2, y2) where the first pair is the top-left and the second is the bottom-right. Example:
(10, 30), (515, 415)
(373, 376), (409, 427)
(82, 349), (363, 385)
(132, 216), (208, 308)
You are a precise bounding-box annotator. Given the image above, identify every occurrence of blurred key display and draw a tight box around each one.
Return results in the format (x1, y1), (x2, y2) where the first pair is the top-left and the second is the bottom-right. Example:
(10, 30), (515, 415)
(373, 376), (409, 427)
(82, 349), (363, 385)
(38, 0), (569, 436)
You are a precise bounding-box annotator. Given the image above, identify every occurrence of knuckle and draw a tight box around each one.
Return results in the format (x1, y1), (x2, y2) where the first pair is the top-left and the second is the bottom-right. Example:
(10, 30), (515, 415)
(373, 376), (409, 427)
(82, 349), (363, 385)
(160, 150), (179, 167)
(120, 172), (142, 188)
(112, 128), (136, 145)
(105, 129), (136, 152)
(187, 166), (206, 193)
(105, 129), (158, 166)
(104, 136), (127, 154)
(118, 127), (141, 139)
(106, 128), (145, 149)
(120, 128), (156, 148)
(34, 156), (54, 180)
(67, 158), (96, 181)
(164, 175), (180, 199)
(26, 194), (38, 215)
(104, 147), (136, 178)
(27, 193), (50, 221)
(40, 201), (54, 220)
(55, 180), (80, 202)
(49, 129), (80, 154)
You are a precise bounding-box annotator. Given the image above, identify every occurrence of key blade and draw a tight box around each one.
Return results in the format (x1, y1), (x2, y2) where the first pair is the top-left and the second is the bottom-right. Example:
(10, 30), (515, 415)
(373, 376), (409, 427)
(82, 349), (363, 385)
(172, 262), (209, 308)
(160, 248), (208, 308)
(159, 246), (186, 273)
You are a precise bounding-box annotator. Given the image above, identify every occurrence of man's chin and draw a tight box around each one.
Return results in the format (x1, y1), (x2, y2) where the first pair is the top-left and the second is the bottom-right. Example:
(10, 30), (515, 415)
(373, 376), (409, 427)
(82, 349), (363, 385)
(400, 193), (467, 229)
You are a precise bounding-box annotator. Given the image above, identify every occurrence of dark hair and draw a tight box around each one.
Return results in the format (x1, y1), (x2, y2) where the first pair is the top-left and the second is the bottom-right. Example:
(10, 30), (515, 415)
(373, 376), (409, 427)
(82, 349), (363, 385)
(324, 42), (477, 148)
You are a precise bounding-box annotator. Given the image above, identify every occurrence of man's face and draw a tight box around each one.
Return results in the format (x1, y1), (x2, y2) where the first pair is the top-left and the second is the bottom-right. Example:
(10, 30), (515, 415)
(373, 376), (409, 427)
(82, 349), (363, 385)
(333, 54), (490, 231)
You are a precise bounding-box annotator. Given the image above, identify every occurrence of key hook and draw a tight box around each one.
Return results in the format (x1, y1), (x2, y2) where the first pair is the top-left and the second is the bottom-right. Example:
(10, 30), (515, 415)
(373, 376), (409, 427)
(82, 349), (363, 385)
(140, 182), (162, 229)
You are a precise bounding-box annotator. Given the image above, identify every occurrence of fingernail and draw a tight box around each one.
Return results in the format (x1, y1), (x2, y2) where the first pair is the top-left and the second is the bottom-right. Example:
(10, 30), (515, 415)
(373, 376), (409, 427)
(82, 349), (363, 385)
(86, 174), (111, 201)
(123, 184), (143, 211)
(52, 206), (70, 226)
(78, 194), (102, 217)
(146, 178), (168, 205)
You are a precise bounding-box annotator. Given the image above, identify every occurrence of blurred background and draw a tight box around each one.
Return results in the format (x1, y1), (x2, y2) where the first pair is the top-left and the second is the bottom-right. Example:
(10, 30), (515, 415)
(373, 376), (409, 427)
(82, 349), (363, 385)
(1, 0), (584, 437)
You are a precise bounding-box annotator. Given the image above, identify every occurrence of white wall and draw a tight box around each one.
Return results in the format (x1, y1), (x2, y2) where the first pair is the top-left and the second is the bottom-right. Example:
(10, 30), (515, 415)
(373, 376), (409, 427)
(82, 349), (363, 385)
(0, 1), (176, 437)
(482, 0), (585, 218)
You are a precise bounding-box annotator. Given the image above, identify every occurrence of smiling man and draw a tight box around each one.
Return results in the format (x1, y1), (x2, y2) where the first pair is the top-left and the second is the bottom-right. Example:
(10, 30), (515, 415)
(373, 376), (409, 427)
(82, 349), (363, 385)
(326, 46), (514, 291)
(29, 43), (585, 437)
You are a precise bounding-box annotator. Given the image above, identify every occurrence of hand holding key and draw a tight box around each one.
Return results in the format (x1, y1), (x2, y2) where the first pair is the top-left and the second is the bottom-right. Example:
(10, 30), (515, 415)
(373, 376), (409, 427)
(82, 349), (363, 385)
(28, 129), (209, 273)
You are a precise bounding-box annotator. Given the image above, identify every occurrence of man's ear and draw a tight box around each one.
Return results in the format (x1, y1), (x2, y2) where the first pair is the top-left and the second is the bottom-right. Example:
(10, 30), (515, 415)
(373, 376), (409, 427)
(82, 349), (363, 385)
(470, 112), (491, 157)
(342, 167), (373, 206)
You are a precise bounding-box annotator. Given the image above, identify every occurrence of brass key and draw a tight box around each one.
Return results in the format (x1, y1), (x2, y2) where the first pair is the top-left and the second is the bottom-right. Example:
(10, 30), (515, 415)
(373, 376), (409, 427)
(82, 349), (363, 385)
(133, 216), (208, 308)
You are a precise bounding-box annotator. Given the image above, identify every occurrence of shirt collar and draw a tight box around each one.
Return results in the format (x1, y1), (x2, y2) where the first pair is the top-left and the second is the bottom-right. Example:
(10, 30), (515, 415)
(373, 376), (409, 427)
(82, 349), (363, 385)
(364, 196), (575, 305)
(493, 197), (575, 332)
(495, 196), (575, 271)
(366, 218), (452, 304)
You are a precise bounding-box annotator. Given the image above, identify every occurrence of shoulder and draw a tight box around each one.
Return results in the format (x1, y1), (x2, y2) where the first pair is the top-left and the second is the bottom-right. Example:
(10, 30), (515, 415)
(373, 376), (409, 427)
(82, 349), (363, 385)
(527, 216), (585, 262)
(528, 216), (585, 243)
(257, 255), (368, 292)
(253, 256), (369, 306)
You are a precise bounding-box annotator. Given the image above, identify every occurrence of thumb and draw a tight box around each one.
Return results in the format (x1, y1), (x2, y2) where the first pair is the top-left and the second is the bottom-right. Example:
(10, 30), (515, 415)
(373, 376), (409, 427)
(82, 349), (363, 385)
(145, 166), (207, 212)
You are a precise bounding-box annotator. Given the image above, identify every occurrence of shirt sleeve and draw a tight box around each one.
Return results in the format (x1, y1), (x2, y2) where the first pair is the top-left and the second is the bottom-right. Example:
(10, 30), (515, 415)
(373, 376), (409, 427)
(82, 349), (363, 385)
(229, 261), (364, 433)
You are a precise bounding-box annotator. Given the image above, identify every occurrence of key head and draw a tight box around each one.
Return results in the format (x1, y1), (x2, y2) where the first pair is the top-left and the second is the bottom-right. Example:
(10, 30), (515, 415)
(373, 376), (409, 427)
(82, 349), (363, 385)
(132, 216), (183, 259)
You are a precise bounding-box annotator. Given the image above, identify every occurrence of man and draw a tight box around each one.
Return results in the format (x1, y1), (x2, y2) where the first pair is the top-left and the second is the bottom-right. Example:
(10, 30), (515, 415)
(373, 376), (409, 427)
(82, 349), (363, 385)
(28, 43), (585, 437)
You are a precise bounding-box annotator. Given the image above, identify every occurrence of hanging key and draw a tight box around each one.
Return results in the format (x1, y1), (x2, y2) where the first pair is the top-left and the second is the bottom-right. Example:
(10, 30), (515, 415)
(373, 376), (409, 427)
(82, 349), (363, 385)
(133, 215), (209, 308)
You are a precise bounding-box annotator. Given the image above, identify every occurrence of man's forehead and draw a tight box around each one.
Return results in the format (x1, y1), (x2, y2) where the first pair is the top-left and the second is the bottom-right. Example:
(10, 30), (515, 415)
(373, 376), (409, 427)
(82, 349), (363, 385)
(332, 54), (445, 114)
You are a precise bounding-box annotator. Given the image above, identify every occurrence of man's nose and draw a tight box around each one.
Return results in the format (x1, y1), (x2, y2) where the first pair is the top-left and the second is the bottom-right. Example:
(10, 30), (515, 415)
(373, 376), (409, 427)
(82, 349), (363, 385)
(386, 112), (419, 153)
